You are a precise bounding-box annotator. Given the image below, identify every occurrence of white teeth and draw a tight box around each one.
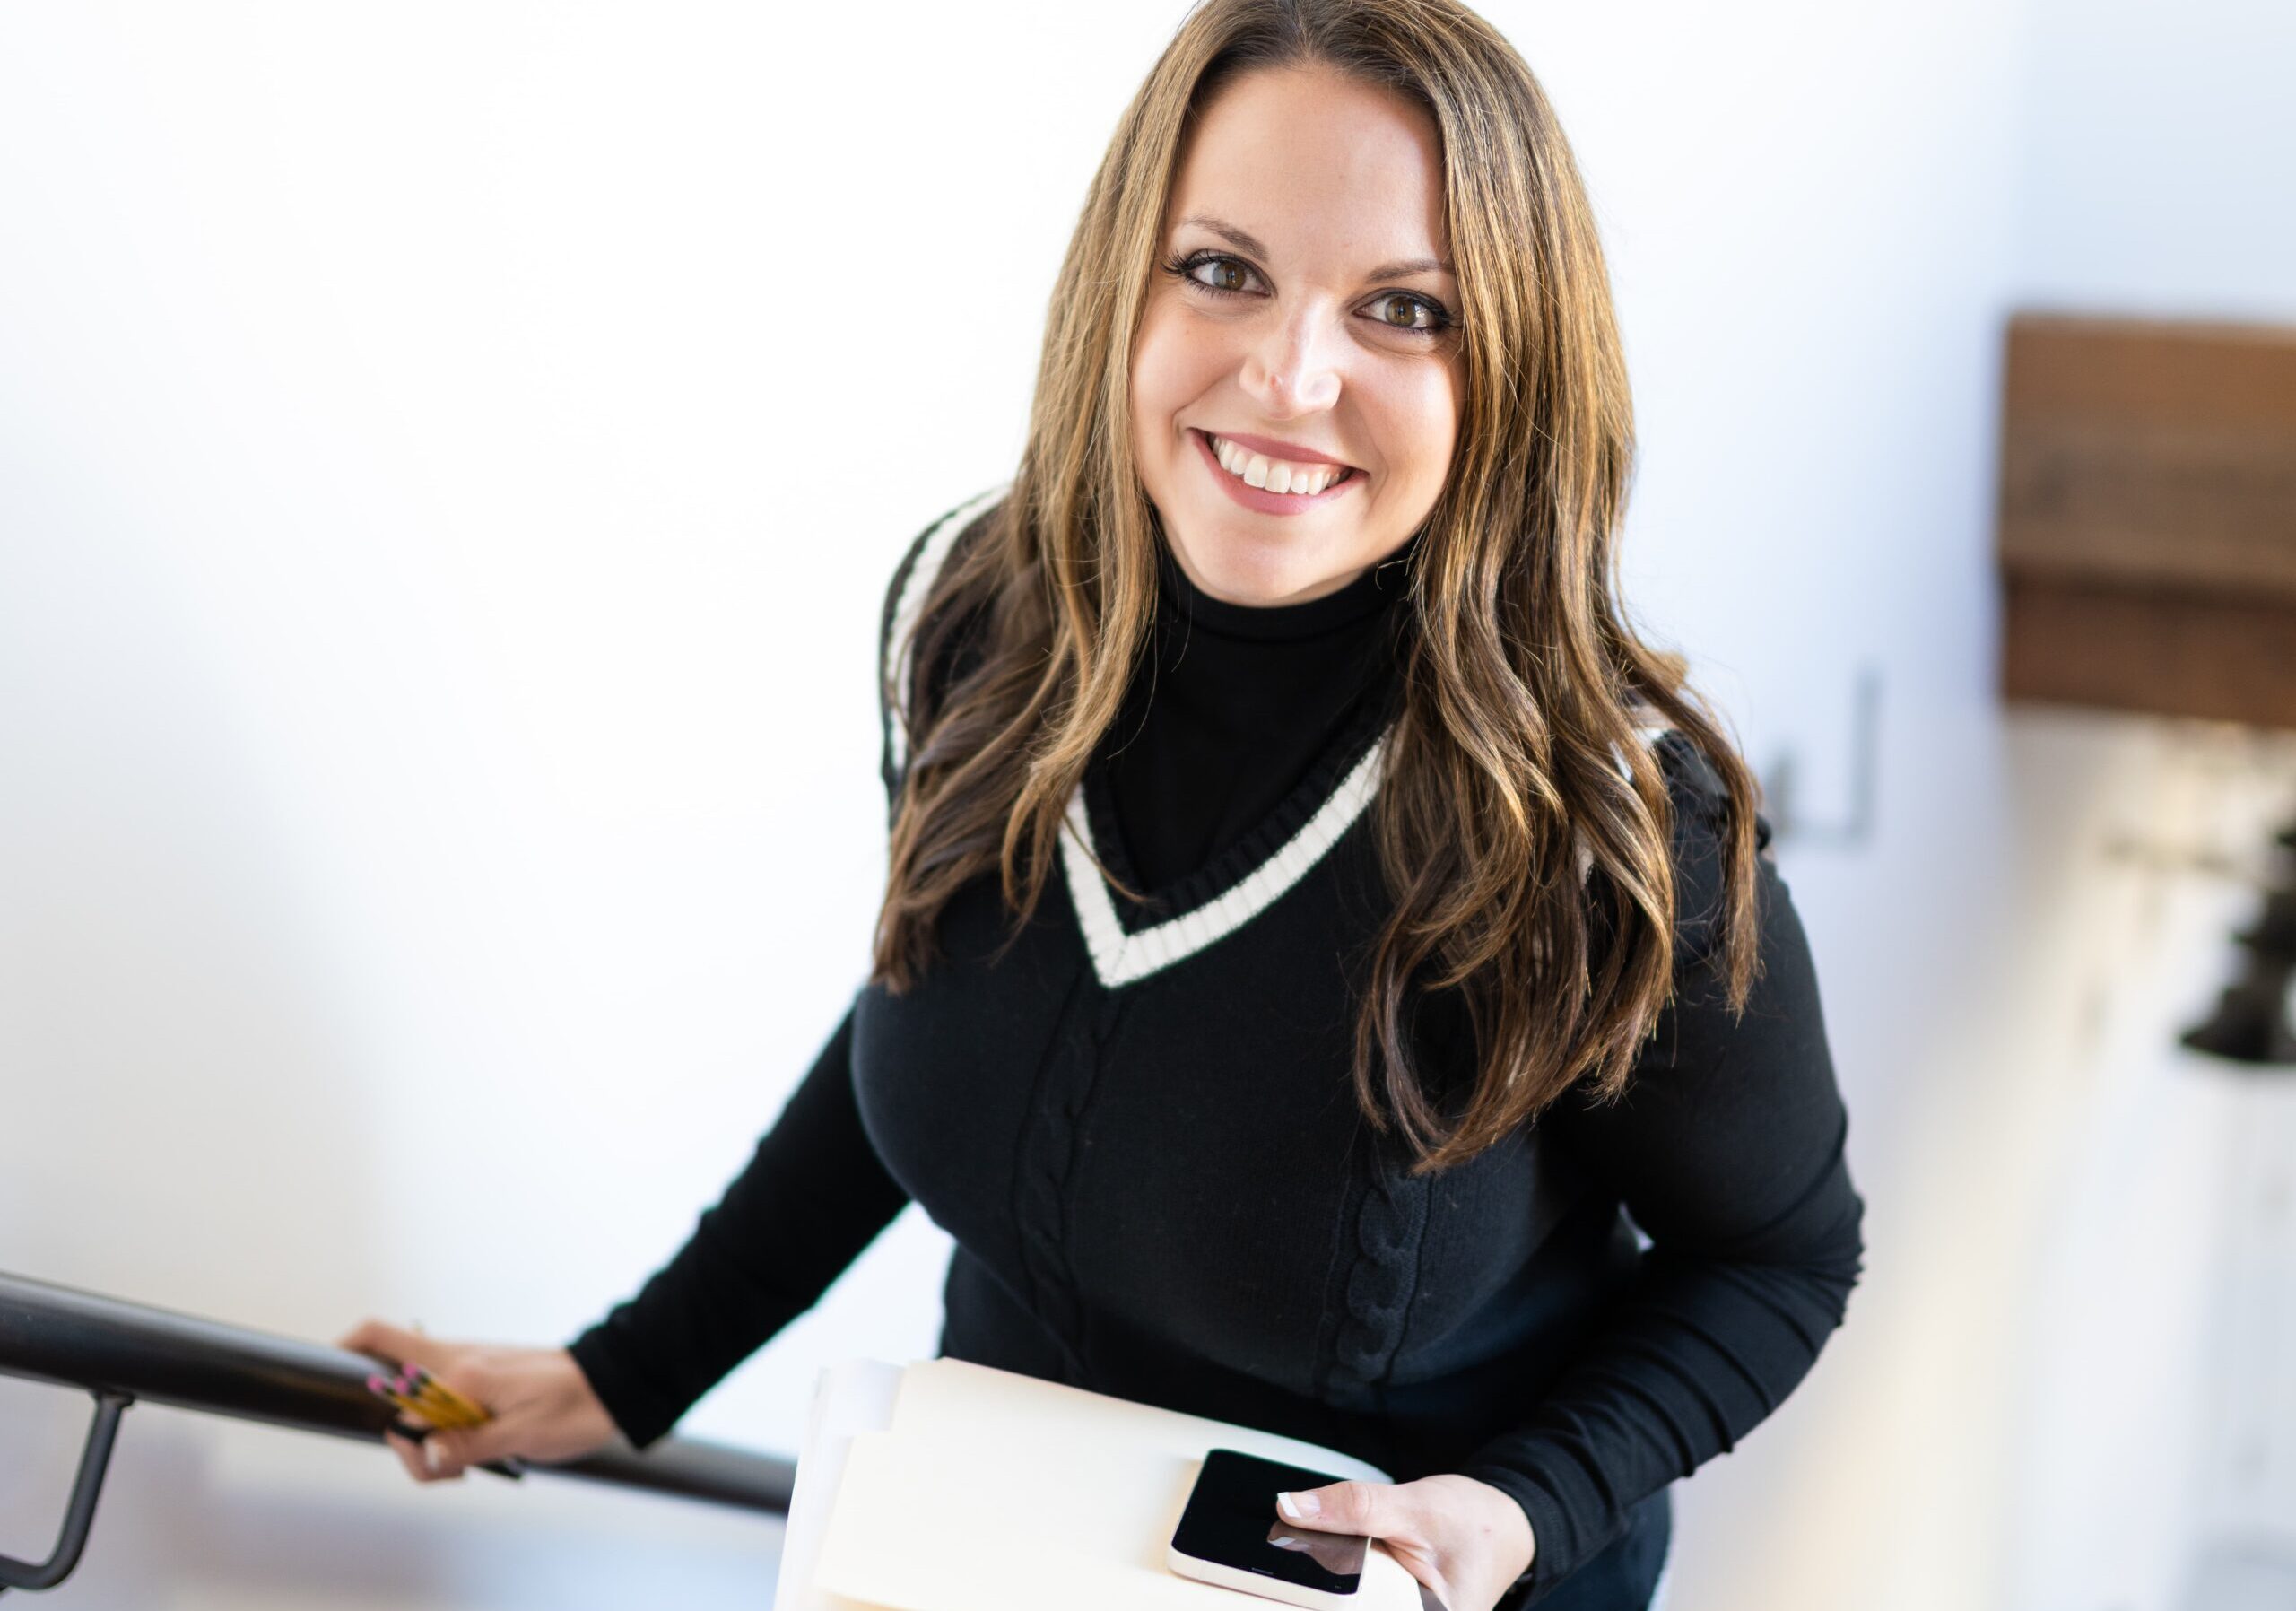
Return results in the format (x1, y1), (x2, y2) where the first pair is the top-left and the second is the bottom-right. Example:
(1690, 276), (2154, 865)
(1208, 434), (1348, 498)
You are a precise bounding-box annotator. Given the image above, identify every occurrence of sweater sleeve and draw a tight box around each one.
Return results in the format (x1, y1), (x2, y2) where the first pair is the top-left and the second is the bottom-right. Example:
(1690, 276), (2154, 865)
(1454, 738), (1867, 1601)
(564, 997), (911, 1449)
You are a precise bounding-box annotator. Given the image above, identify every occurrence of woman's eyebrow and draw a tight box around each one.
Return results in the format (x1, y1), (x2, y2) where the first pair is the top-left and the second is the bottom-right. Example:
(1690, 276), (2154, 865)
(1176, 213), (1454, 280)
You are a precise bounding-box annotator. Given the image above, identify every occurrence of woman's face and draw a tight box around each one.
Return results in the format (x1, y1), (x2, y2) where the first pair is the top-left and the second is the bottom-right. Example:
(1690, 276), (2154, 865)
(1131, 64), (1465, 607)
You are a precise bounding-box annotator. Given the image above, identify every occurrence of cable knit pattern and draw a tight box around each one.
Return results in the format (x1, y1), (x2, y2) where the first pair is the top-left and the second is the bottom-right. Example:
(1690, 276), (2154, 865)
(1010, 987), (1096, 1387)
(1327, 1147), (1431, 1397)
(1019, 1109), (1085, 1373)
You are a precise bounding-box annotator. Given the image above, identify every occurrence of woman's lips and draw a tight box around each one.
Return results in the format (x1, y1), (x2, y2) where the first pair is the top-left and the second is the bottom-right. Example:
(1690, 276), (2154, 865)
(1191, 429), (1361, 518)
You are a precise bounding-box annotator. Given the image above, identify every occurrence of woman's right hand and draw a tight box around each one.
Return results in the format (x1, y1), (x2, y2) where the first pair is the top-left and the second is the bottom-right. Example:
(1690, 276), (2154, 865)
(336, 1319), (621, 1484)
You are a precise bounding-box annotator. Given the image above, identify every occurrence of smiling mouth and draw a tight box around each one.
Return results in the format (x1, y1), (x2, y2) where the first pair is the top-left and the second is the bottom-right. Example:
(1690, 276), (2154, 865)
(1196, 430), (1358, 496)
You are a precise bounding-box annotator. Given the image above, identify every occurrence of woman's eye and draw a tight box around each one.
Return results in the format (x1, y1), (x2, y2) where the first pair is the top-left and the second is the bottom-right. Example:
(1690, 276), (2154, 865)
(1182, 254), (1258, 296)
(1370, 292), (1448, 335)
(1162, 251), (1453, 339)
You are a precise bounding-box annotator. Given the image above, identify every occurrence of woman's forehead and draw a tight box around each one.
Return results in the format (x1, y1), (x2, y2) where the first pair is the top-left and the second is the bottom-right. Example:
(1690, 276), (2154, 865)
(1168, 66), (1448, 270)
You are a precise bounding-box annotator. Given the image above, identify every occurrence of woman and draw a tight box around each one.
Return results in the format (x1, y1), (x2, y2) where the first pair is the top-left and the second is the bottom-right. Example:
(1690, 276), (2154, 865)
(341, 3), (1866, 1607)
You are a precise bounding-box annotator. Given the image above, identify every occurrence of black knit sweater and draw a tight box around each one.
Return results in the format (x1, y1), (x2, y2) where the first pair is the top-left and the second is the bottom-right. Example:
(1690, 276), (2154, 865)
(568, 489), (1866, 1609)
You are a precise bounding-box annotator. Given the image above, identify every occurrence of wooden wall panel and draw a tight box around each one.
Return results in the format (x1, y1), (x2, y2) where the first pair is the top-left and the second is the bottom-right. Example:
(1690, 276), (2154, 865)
(1996, 314), (2296, 728)
(2002, 577), (2296, 729)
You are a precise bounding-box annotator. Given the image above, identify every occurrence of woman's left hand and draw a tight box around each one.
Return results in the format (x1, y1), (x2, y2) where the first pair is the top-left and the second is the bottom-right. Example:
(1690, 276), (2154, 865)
(1274, 1473), (1535, 1611)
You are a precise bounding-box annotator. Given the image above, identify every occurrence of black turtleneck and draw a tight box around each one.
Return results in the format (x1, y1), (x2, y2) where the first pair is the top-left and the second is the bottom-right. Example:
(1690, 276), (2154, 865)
(1098, 536), (1414, 895)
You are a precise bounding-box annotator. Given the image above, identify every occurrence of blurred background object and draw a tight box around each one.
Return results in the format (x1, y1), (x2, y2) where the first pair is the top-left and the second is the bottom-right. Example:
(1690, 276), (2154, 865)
(1997, 314), (2296, 728)
(2179, 840), (2296, 1068)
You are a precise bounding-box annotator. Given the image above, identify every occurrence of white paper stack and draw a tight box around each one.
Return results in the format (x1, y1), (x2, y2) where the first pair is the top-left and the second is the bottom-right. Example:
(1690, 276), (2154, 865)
(771, 1356), (1427, 1611)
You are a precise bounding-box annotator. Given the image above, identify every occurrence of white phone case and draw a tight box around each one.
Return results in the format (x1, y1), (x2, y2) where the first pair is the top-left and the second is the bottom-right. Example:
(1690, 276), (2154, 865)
(1167, 1538), (1368, 1610)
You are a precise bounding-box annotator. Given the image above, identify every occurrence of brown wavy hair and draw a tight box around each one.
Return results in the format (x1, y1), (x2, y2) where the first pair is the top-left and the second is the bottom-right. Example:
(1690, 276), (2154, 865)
(870, 0), (1761, 1175)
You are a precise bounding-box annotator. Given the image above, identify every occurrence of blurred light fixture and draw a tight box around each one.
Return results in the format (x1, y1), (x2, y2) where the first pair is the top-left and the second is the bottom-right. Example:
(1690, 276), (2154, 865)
(2180, 956), (2296, 1066)
(2238, 885), (2296, 962)
(2181, 819), (2296, 1067)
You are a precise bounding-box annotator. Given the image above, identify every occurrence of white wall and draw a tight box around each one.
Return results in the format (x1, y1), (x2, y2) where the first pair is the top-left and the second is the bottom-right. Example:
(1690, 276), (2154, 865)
(2, 1), (2289, 1607)
(2013, 0), (2296, 322)
(0, 4), (1170, 1601)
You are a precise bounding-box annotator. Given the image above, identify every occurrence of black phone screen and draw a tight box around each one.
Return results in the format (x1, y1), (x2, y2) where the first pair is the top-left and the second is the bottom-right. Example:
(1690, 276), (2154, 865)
(1171, 1448), (1370, 1593)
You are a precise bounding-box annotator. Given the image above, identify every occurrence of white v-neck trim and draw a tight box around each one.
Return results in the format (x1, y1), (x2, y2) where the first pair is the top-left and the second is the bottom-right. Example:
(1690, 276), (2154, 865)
(886, 492), (1679, 984)
(1060, 732), (1389, 989)
(1058, 716), (1679, 988)
(885, 483), (1011, 780)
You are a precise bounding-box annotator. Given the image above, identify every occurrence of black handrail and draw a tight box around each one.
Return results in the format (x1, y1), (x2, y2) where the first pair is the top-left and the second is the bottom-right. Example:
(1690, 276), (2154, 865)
(0, 1269), (793, 1594)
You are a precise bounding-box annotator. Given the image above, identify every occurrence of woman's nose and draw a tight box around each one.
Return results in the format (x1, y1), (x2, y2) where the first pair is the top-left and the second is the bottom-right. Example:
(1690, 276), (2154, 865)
(1241, 309), (1343, 416)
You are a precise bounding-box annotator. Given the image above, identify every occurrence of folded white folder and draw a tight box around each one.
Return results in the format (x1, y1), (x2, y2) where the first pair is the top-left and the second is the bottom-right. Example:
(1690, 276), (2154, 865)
(774, 1358), (907, 1611)
(774, 1357), (1426, 1611)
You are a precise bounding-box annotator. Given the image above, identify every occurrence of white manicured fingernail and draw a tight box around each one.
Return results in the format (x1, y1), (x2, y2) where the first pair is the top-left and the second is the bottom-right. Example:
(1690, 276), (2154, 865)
(1278, 1491), (1318, 1520)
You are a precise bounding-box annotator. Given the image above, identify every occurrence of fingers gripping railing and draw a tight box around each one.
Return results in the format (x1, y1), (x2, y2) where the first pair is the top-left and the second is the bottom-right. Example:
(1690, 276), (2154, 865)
(0, 1270), (794, 1595)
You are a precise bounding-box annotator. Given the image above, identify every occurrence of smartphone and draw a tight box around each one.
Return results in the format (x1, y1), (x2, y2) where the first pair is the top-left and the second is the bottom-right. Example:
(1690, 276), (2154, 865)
(1168, 1447), (1370, 1608)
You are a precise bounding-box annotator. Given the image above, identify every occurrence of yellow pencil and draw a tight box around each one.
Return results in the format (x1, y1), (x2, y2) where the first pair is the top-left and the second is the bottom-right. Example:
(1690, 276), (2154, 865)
(366, 1375), (463, 1430)
(374, 1368), (481, 1429)
(414, 1392), (484, 1429)
(404, 1365), (490, 1427)
(396, 1387), (479, 1429)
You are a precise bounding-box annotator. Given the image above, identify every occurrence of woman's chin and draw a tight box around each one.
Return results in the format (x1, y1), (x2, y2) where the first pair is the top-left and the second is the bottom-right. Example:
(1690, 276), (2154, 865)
(1180, 538), (1358, 606)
